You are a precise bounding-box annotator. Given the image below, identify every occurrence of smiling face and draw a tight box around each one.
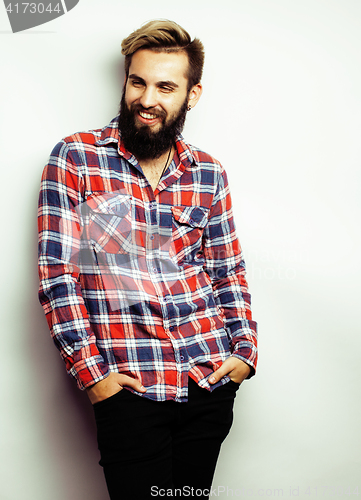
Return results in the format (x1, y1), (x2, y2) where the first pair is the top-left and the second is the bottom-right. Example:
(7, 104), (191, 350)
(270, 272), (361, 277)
(125, 49), (193, 131)
(118, 49), (202, 160)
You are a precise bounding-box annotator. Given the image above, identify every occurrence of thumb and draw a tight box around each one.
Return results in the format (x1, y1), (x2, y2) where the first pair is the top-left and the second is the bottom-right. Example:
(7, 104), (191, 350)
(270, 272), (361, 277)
(118, 374), (147, 393)
(128, 378), (147, 393)
(208, 365), (228, 385)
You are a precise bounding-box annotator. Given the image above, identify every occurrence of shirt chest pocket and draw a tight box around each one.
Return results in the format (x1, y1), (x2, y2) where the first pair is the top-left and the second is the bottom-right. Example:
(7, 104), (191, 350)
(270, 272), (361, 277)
(171, 206), (209, 253)
(83, 192), (133, 255)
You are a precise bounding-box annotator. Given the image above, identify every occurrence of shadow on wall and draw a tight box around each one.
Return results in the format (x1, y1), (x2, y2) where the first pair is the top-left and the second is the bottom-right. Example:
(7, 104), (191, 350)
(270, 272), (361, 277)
(28, 223), (108, 500)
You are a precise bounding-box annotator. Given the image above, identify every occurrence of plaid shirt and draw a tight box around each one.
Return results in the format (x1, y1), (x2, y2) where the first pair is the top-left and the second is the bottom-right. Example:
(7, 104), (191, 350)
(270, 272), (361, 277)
(38, 116), (257, 402)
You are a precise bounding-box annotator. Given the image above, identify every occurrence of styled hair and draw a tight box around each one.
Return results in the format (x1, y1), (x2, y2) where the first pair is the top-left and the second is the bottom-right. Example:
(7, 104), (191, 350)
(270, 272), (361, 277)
(121, 20), (204, 90)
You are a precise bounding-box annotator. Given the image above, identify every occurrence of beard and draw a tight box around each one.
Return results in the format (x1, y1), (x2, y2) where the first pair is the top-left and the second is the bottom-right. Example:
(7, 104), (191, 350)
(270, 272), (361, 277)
(118, 92), (188, 160)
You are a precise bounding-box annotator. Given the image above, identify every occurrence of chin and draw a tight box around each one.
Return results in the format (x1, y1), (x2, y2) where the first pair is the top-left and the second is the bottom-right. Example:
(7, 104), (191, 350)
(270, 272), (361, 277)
(137, 123), (163, 134)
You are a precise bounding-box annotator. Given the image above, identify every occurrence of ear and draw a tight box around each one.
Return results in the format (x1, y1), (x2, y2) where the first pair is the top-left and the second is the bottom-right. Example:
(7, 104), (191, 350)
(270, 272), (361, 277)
(187, 83), (203, 110)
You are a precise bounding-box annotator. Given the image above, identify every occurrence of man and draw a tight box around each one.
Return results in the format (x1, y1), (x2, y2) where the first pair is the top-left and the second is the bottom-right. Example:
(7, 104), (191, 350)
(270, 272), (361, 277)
(38, 20), (257, 500)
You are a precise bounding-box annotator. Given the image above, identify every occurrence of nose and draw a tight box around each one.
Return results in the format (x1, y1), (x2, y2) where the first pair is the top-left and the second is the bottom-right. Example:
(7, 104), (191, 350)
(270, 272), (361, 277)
(139, 86), (157, 109)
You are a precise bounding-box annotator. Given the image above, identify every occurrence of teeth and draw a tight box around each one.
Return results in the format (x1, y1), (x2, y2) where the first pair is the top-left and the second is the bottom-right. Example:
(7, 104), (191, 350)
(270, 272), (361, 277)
(139, 111), (157, 120)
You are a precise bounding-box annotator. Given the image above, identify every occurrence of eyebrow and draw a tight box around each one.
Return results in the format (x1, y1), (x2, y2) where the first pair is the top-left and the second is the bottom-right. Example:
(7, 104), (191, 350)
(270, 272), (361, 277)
(128, 74), (179, 89)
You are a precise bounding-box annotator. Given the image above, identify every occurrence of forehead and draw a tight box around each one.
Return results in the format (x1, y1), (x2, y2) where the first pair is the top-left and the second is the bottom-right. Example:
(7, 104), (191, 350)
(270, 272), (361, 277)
(128, 49), (189, 86)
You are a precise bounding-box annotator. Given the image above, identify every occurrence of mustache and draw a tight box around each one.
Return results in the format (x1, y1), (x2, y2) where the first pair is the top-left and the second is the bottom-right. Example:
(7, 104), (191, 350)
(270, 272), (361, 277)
(130, 103), (167, 120)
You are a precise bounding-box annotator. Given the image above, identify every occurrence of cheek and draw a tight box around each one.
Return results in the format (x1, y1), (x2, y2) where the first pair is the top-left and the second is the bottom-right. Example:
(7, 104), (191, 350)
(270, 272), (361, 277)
(124, 86), (139, 105)
(165, 99), (184, 117)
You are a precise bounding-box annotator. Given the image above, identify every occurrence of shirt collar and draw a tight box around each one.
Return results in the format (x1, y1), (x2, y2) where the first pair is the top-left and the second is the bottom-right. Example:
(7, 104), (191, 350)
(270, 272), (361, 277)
(95, 116), (198, 169)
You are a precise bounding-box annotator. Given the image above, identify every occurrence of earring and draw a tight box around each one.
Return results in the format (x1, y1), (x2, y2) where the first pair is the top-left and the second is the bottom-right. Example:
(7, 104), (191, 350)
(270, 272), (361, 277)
(187, 105), (192, 111)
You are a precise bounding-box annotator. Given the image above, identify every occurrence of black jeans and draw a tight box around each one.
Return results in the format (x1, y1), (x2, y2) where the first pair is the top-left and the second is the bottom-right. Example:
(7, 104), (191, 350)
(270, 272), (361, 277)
(93, 378), (239, 500)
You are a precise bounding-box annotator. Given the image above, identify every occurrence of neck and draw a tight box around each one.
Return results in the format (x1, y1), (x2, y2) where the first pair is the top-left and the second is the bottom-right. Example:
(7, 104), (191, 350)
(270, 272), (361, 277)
(138, 146), (173, 169)
(138, 146), (174, 192)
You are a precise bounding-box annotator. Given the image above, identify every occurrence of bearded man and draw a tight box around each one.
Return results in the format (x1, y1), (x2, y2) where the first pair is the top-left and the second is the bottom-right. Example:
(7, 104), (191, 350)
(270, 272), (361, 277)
(38, 20), (258, 500)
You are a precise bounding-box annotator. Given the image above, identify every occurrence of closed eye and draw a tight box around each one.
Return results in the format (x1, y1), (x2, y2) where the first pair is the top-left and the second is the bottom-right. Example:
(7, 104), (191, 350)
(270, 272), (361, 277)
(157, 81), (179, 93)
(159, 85), (174, 93)
(130, 79), (145, 88)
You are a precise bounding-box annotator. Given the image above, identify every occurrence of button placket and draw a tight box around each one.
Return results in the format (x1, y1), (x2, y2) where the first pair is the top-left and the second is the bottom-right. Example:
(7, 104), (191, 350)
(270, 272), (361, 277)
(145, 199), (161, 277)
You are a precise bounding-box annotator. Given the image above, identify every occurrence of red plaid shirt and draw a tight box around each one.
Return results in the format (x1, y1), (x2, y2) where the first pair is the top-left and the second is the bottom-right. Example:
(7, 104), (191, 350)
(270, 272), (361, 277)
(38, 117), (257, 402)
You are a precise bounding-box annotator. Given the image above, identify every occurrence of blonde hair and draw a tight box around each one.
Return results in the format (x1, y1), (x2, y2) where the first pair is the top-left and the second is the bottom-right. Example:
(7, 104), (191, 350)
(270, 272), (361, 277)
(121, 20), (204, 90)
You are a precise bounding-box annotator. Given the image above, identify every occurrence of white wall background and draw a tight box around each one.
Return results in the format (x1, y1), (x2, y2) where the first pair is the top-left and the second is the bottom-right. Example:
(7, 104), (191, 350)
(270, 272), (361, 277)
(1, 0), (360, 499)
